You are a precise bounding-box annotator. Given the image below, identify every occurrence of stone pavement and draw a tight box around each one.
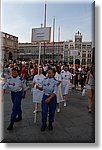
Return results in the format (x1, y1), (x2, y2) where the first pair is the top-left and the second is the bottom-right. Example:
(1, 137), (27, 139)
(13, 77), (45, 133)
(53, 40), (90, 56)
(1, 86), (95, 143)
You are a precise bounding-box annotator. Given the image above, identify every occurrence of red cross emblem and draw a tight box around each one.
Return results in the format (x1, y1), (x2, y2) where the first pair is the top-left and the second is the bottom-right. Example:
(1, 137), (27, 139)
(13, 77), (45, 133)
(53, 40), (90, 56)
(12, 83), (15, 86)
(9, 83), (15, 86)
(47, 82), (50, 86)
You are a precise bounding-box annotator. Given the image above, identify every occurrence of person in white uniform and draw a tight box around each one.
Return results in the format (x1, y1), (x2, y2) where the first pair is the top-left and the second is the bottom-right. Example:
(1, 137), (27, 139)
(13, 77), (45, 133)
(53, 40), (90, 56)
(61, 66), (72, 107)
(54, 67), (63, 112)
(32, 68), (45, 113)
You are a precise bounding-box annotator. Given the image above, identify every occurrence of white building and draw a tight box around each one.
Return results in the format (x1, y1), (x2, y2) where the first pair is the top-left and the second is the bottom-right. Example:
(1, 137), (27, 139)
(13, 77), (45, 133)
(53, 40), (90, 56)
(63, 31), (92, 65)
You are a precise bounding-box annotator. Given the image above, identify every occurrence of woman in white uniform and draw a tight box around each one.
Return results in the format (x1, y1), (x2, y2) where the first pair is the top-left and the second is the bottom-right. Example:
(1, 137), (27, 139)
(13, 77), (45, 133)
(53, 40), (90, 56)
(54, 67), (63, 112)
(61, 66), (72, 107)
(32, 68), (45, 113)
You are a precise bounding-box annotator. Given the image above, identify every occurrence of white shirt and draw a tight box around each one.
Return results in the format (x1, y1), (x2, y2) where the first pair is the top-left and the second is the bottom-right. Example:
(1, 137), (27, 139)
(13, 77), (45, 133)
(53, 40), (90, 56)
(61, 71), (72, 85)
(3, 76), (27, 92)
(33, 74), (45, 90)
(54, 72), (62, 82)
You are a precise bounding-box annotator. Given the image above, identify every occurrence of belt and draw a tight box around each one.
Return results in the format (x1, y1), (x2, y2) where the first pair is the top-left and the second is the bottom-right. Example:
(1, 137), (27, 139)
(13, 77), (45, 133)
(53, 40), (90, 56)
(11, 90), (22, 93)
(44, 93), (51, 96)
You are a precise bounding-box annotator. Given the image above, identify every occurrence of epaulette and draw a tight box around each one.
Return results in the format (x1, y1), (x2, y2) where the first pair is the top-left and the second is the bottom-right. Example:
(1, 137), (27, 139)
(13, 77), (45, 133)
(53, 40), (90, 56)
(54, 77), (57, 81)
(7, 77), (11, 79)
(43, 77), (48, 82)
(19, 76), (22, 81)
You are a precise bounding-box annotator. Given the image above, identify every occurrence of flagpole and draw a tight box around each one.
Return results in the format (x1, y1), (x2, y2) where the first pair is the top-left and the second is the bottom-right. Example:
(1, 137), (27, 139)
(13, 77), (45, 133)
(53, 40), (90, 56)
(58, 26), (60, 63)
(34, 23), (42, 123)
(52, 16), (55, 65)
(44, 0), (46, 28)
(44, 0), (46, 63)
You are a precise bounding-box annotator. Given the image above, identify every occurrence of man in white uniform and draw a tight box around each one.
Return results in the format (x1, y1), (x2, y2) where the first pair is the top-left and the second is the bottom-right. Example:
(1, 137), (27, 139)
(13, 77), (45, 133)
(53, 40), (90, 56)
(61, 66), (72, 106)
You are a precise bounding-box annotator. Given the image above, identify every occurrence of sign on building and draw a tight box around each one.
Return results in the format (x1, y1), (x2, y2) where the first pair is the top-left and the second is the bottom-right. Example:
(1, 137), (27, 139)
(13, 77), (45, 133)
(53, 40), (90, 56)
(70, 49), (78, 56)
(31, 27), (51, 42)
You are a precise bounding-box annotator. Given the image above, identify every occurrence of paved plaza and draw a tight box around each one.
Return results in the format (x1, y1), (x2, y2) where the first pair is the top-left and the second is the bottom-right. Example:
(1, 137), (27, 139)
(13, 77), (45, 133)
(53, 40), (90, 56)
(1, 85), (95, 143)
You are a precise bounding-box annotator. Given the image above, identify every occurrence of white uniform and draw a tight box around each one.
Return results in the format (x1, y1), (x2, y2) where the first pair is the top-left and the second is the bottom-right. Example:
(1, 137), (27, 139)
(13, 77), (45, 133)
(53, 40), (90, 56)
(54, 72), (63, 103)
(61, 71), (72, 95)
(32, 74), (45, 103)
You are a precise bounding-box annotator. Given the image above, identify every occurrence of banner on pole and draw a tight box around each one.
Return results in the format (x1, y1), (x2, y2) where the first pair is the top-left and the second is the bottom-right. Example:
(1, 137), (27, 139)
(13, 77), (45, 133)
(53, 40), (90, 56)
(31, 27), (51, 42)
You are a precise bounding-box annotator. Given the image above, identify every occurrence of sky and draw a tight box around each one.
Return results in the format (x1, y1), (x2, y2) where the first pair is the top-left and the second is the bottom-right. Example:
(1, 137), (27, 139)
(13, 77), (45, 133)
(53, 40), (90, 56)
(1, 0), (93, 43)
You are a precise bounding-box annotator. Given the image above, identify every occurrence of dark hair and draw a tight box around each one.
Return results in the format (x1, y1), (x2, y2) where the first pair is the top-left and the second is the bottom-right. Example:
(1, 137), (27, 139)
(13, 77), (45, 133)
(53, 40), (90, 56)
(56, 65), (61, 74)
(12, 67), (19, 72)
(90, 65), (95, 79)
(48, 68), (56, 76)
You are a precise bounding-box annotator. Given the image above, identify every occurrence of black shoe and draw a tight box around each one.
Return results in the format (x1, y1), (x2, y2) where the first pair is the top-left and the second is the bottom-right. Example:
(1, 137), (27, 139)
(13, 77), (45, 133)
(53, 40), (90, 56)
(88, 108), (92, 113)
(15, 117), (22, 122)
(48, 122), (53, 131)
(40, 123), (47, 131)
(7, 122), (14, 130)
(88, 107), (92, 113)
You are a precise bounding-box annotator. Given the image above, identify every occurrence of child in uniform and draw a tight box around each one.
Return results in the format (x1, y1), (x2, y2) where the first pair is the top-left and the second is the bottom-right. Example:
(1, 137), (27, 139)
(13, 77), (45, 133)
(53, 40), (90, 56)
(36, 68), (58, 131)
(3, 68), (27, 130)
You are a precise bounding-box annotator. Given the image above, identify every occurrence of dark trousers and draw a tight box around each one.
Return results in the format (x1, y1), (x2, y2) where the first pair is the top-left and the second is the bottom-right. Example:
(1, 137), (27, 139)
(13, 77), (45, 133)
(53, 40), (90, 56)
(42, 94), (57, 123)
(80, 79), (86, 89)
(11, 90), (23, 122)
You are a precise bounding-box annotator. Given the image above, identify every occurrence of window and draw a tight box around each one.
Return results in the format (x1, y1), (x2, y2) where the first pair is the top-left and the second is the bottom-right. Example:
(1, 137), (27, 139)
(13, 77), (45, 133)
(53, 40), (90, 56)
(82, 45), (86, 49)
(82, 51), (86, 57)
(78, 52), (80, 55)
(87, 59), (91, 63)
(87, 54), (91, 57)
(82, 59), (86, 65)
(87, 45), (91, 49)
(82, 54), (86, 57)
(65, 45), (68, 48)
(88, 51), (91, 53)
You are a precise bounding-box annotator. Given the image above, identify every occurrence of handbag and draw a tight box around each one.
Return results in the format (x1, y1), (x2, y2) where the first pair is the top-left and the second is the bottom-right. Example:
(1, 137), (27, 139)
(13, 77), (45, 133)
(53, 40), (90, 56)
(82, 86), (87, 96)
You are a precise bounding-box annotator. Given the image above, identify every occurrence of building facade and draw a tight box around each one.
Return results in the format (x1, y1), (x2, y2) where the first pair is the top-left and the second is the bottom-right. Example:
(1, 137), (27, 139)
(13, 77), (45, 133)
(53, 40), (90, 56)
(1, 32), (19, 62)
(19, 42), (63, 64)
(19, 31), (93, 66)
(63, 31), (93, 66)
